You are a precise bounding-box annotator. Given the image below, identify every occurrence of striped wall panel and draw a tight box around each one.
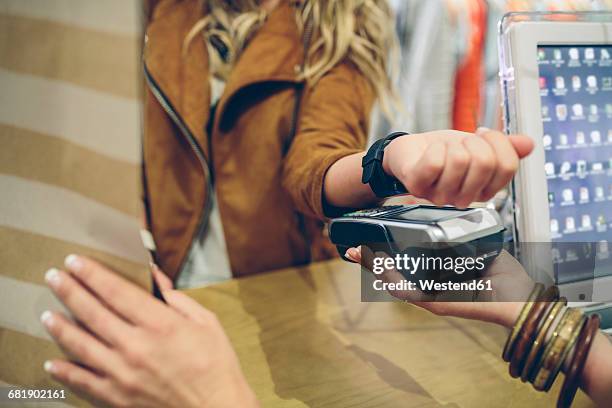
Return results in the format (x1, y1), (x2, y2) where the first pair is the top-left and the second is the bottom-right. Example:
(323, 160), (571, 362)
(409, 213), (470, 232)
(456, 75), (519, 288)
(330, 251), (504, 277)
(0, 2), (149, 406)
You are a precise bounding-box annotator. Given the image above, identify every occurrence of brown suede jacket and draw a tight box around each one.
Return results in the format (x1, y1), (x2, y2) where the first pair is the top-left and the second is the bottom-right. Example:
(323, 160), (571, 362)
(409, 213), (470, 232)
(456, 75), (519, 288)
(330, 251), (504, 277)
(143, 0), (375, 280)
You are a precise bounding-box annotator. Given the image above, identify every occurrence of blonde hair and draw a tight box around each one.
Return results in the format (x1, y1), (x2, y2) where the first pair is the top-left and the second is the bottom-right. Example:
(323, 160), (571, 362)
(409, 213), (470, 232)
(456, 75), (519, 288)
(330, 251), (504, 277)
(184, 0), (397, 114)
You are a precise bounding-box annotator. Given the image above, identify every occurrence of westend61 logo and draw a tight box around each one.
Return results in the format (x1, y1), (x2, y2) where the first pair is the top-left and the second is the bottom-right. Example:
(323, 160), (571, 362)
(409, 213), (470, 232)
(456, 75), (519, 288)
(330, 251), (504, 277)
(371, 253), (486, 275)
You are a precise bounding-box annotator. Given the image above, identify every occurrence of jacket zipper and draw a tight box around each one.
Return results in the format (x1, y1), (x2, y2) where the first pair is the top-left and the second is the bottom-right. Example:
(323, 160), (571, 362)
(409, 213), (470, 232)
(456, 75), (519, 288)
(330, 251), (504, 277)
(143, 63), (213, 274)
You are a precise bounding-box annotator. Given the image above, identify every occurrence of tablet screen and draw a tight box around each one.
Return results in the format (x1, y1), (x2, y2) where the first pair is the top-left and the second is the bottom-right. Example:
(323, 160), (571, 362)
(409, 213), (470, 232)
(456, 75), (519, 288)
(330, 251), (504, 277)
(537, 45), (612, 244)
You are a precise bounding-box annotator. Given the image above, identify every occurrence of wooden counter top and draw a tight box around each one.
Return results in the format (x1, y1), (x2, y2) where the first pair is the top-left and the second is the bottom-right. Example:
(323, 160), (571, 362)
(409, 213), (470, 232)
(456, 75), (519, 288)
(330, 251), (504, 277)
(185, 259), (593, 407)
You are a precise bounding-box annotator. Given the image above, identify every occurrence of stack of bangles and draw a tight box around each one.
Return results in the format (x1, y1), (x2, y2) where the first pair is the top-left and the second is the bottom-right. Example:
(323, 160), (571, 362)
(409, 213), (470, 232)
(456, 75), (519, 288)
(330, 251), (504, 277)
(502, 283), (601, 408)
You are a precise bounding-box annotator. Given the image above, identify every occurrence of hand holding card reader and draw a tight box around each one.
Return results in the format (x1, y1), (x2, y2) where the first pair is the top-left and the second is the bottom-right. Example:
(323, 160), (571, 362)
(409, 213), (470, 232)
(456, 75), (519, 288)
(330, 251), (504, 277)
(329, 205), (506, 283)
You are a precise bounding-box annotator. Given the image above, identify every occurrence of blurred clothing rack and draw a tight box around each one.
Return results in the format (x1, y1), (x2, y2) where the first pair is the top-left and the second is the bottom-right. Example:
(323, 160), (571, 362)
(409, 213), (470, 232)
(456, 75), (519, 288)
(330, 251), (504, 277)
(371, 0), (612, 143)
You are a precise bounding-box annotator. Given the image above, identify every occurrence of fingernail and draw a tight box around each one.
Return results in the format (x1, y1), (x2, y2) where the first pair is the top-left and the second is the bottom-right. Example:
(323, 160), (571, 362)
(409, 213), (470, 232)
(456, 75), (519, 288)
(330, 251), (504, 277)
(40, 310), (54, 328)
(345, 248), (356, 259)
(64, 254), (83, 272)
(476, 127), (490, 135)
(44, 268), (61, 288)
(43, 360), (56, 374)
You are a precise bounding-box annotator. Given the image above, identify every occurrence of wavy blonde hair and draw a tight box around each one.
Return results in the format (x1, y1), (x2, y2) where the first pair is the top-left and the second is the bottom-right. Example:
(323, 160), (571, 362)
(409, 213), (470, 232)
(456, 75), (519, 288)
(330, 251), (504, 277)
(185, 0), (397, 114)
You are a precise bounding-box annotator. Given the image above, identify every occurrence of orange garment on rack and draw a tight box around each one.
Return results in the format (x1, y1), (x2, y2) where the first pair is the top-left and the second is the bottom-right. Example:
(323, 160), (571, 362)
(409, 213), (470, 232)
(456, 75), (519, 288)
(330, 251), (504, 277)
(452, 0), (487, 132)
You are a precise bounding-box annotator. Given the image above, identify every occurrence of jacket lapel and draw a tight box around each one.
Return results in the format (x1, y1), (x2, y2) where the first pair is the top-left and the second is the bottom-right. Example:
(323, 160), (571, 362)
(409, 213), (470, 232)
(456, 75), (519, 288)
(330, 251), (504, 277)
(214, 1), (303, 133)
(143, 0), (304, 145)
(143, 0), (211, 159)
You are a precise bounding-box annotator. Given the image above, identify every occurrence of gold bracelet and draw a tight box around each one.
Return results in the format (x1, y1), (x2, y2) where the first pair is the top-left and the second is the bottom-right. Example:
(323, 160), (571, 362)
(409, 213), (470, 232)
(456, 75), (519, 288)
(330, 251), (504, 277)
(520, 299), (566, 382)
(532, 308), (585, 391)
(502, 283), (544, 362)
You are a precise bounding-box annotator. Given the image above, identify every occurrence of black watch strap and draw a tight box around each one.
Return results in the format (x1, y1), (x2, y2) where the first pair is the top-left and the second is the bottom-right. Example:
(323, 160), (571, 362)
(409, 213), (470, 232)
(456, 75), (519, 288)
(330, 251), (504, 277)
(361, 132), (409, 198)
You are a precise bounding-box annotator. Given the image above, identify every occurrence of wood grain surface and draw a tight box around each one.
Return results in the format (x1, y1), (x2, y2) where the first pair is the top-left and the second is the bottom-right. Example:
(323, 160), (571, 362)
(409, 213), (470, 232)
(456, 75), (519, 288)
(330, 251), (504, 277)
(185, 259), (594, 408)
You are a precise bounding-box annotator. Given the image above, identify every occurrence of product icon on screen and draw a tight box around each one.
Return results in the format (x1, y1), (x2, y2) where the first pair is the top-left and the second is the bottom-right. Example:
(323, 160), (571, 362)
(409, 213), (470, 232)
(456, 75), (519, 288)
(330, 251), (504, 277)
(587, 75), (598, 89)
(595, 186), (605, 201)
(556, 104), (568, 121)
(542, 105), (550, 119)
(585, 48), (595, 60)
(562, 188), (574, 203)
(559, 133), (569, 146)
(539, 77), (547, 89)
(565, 217), (576, 232)
(548, 192), (555, 204)
(543, 134), (552, 148)
(545, 162), (555, 176)
(596, 215), (607, 232)
(555, 76), (565, 89)
(560, 161), (572, 175)
(591, 131), (602, 144)
(579, 187), (590, 203)
(566, 249), (579, 262)
(572, 75), (581, 91)
(538, 48), (546, 61)
(592, 162), (604, 173)
(554, 49), (563, 60)
(576, 132), (586, 145)
(569, 48), (579, 60)
(581, 215), (593, 230)
(551, 218), (560, 233)
(572, 103), (584, 118)
(602, 49), (610, 60)
(608, 130), (612, 143)
(577, 160), (587, 177)
(589, 104), (599, 120)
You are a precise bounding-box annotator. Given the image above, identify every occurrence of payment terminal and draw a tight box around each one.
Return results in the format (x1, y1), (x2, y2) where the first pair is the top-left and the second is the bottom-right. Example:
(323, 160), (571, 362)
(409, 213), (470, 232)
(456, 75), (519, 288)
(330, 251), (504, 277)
(329, 205), (505, 282)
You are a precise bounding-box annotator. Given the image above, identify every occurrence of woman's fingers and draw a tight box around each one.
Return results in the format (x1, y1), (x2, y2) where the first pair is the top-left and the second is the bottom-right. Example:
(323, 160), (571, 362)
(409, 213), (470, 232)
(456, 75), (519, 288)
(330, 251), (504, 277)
(45, 359), (117, 407)
(63, 255), (178, 330)
(456, 135), (496, 208)
(41, 311), (123, 375)
(431, 139), (470, 205)
(151, 263), (173, 292)
(477, 130), (522, 200)
(405, 141), (446, 199)
(45, 268), (134, 347)
(508, 134), (535, 159)
(162, 291), (216, 326)
(344, 247), (361, 263)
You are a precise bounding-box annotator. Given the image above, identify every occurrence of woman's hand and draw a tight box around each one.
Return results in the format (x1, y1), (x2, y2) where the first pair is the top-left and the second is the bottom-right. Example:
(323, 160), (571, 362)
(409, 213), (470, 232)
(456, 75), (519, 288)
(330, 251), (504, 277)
(41, 255), (258, 408)
(382, 128), (534, 208)
(346, 247), (531, 328)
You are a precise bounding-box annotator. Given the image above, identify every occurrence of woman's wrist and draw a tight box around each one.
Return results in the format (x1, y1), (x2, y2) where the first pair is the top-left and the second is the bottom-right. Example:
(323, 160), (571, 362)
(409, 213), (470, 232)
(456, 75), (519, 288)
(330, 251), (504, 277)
(494, 302), (524, 329)
(381, 137), (401, 177)
(578, 331), (612, 406)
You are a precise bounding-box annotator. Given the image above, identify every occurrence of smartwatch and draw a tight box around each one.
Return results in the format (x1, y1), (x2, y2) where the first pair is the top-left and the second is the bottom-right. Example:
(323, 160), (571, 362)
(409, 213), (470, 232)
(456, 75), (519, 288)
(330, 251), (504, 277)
(361, 132), (409, 198)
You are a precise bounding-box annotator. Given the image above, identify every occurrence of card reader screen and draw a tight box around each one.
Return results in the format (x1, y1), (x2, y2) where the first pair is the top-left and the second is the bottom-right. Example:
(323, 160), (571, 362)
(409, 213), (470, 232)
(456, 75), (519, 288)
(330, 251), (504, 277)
(537, 45), (612, 244)
(395, 208), (465, 222)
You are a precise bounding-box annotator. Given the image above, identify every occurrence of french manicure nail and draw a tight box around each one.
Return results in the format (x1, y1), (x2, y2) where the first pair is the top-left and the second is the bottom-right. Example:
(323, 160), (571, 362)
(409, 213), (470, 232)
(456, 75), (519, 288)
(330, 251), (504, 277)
(44, 268), (61, 288)
(64, 254), (83, 272)
(40, 310), (54, 327)
(43, 360), (55, 374)
(345, 248), (356, 259)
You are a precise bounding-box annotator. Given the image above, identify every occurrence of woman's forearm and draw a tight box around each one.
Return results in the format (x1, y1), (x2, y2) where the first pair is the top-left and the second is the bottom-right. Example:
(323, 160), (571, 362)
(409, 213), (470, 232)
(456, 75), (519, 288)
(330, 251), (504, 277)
(323, 152), (378, 210)
(322, 130), (534, 213)
(502, 304), (612, 405)
(580, 332), (612, 406)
